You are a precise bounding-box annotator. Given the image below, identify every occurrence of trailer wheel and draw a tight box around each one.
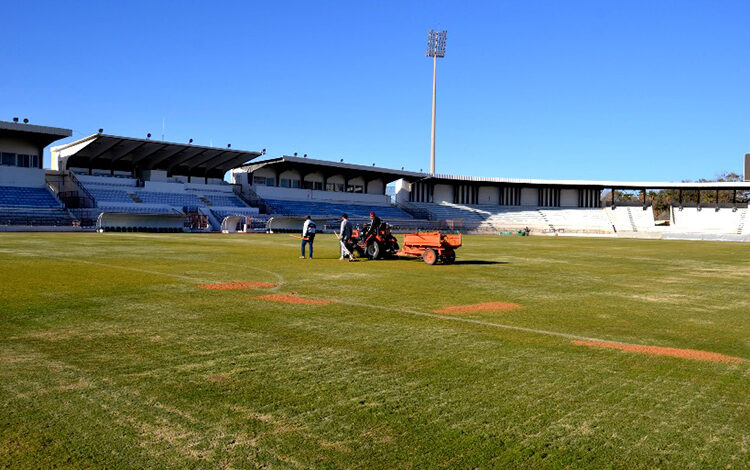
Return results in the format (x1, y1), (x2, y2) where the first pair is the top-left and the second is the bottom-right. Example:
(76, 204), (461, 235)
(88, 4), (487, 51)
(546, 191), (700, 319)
(366, 241), (381, 260)
(423, 248), (438, 265)
(443, 249), (456, 264)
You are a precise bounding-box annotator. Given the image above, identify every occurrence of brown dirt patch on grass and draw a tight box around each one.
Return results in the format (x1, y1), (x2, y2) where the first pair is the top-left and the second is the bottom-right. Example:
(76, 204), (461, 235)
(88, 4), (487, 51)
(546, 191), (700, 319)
(257, 294), (334, 306)
(573, 340), (743, 364)
(434, 301), (521, 315)
(198, 281), (277, 290)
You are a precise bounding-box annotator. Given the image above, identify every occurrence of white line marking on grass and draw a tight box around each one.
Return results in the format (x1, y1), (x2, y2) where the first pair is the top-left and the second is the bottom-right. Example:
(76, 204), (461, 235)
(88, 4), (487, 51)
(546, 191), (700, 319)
(66, 259), (213, 283)
(63, 257), (747, 364)
(332, 299), (749, 363)
(336, 299), (609, 343)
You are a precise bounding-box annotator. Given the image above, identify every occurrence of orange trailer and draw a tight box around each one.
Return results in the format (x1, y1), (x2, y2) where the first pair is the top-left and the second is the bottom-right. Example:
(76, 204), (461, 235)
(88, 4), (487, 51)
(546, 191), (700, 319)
(396, 232), (462, 265)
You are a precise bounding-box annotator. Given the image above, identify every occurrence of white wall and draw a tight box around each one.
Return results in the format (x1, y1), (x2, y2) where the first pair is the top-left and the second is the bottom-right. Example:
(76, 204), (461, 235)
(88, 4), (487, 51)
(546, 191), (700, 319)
(0, 167), (46, 187)
(560, 189), (578, 207)
(433, 184), (453, 203)
(366, 178), (384, 194)
(254, 168), (276, 180)
(303, 172), (324, 183)
(279, 170), (301, 181)
(51, 136), (97, 171)
(521, 187), (538, 206)
(327, 174), (345, 186)
(348, 176), (365, 188)
(478, 186), (499, 204)
(394, 179), (411, 204)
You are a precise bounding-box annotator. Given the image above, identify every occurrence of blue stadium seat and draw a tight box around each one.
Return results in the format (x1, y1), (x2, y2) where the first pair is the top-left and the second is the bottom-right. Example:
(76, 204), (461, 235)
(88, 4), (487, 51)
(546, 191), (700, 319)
(263, 199), (413, 219)
(0, 186), (62, 208)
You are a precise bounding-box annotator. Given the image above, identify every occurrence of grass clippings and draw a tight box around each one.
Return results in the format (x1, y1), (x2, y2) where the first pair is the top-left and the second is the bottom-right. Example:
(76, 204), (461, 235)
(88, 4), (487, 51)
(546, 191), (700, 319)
(434, 301), (520, 315)
(572, 339), (743, 363)
(257, 294), (334, 305)
(198, 282), (277, 290)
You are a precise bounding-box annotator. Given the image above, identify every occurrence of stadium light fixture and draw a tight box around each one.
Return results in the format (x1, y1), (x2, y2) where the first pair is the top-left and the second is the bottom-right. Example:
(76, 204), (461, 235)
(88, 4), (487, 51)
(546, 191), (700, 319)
(147, 133), (151, 139)
(12, 117), (18, 122)
(227, 143), (231, 148)
(98, 128), (104, 133)
(426, 29), (447, 175)
(23, 118), (29, 124)
(189, 138), (193, 144)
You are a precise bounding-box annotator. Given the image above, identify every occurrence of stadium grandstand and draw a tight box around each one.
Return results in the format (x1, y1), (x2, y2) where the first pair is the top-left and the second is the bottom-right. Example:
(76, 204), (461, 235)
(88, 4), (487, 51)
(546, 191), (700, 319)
(3, 117), (750, 239)
(0, 119), (75, 230)
(48, 131), (264, 231)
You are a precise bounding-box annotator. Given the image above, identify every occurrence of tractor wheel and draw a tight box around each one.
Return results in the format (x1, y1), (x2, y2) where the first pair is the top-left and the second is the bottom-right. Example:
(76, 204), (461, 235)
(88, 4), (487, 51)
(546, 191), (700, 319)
(366, 241), (382, 260)
(423, 248), (438, 265)
(443, 249), (456, 264)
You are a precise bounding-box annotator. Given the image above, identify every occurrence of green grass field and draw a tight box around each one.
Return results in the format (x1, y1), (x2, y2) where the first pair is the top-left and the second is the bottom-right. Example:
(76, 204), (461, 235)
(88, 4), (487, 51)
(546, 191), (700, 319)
(1, 233), (748, 469)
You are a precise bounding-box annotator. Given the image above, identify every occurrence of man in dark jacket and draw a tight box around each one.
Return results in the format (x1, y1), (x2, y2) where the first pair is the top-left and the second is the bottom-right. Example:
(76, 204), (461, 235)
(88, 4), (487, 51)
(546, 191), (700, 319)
(366, 211), (381, 238)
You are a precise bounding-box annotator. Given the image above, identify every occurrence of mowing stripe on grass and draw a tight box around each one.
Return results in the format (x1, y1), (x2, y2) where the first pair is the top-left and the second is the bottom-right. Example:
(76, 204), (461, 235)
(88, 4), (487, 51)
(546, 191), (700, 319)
(67, 258), (213, 283)
(63, 257), (748, 364)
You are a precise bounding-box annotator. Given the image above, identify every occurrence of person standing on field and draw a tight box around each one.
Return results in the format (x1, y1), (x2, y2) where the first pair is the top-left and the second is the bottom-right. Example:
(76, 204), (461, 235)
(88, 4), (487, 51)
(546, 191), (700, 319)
(338, 213), (354, 261)
(300, 215), (316, 259)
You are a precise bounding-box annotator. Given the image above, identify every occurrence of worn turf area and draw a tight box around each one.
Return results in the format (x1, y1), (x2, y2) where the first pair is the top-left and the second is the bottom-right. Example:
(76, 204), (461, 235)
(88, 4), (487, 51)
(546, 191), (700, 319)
(1, 233), (748, 469)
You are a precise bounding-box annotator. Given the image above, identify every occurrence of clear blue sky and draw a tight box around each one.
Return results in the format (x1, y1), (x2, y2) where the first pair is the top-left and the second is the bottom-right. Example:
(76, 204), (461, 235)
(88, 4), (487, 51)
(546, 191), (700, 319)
(2, 0), (748, 181)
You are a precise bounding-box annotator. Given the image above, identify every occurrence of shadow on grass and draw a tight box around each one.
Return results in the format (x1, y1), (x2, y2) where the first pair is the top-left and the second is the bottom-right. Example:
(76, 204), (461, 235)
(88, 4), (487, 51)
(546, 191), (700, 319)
(358, 258), (508, 265)
(452, 260), (508, 265)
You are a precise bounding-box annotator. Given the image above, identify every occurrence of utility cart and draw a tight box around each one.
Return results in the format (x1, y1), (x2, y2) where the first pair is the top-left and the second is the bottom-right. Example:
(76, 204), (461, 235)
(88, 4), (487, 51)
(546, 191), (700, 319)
(396, 232), (462, 265)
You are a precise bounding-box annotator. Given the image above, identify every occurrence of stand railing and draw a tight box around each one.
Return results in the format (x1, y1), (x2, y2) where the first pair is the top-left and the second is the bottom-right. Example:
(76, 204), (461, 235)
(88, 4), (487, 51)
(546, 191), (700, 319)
(65, 171), (97, 208)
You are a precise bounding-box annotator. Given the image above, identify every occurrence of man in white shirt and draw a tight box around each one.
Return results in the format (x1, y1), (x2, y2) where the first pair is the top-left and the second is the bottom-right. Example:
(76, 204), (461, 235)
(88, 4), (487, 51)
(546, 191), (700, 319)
(337, 213), (354, 261)
(301, 215), (316, 259)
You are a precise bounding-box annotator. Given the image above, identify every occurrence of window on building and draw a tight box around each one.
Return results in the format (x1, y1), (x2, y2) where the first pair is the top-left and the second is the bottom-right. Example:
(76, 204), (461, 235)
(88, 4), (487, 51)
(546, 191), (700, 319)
(31, 155), (38, 168)
(18, 154), (30, 168)
(313, 182), (323, 191)
(326, 182), (336, 191)
(291, 179), (301, 189)
(1, 152), (15, 166)
(347, 185), (364, 193)
(266, 177), (275, 186)
(253, 176), (267, 185)
(302, 181), (314, 190)
(280, 178), (291, 188)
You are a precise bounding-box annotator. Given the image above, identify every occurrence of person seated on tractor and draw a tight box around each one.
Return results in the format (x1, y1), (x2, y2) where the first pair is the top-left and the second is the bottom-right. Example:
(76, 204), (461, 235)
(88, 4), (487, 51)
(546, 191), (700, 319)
(366, 212), (381, 238)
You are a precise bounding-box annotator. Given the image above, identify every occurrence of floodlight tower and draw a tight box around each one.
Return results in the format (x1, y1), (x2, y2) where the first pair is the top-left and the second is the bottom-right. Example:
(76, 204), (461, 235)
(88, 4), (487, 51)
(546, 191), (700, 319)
(427, 29), (447, 175)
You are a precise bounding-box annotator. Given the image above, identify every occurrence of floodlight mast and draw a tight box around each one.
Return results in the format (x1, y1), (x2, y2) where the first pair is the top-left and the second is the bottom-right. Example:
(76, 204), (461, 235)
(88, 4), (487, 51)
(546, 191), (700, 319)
(427, 29), (446, 175)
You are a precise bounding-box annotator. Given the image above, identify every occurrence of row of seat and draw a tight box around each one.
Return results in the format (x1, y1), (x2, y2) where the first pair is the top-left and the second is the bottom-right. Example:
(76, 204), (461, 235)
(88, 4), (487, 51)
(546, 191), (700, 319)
(263, 199), (413, 219)
(408, 202), (632, 233)
(0, 207), (75, 226)
(83, 183), (248, 208)
(0, 186), (62, 208)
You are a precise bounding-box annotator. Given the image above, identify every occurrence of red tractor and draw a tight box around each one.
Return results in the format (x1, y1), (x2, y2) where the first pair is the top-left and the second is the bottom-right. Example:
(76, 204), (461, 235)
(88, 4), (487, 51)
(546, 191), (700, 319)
(347, 221), (400, 260)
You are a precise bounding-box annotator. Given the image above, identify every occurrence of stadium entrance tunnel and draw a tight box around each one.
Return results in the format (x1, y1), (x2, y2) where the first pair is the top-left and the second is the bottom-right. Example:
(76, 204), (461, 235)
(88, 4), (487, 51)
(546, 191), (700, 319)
(96, 212), (187, 233)
(221, 216), (247, 233)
